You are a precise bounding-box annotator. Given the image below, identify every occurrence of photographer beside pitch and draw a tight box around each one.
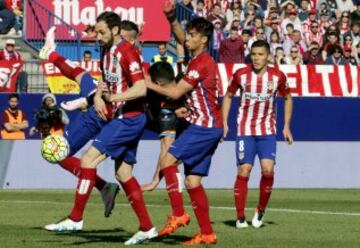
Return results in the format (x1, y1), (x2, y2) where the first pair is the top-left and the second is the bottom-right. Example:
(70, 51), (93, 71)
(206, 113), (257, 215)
(29, 93), (69, 138)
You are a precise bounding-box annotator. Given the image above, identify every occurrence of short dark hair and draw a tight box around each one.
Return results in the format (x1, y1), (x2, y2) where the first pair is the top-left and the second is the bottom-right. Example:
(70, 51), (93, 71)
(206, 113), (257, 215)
(96, 11), (121, 34)
(149, 62), (175, 84)
(241, 29), (252, 36)
(83, 50), (92, 56)
(8, 93), (19, 100)
(121, 20), (139, 34)
(186, 17), (214, 47)
(251, 40), (270, 53)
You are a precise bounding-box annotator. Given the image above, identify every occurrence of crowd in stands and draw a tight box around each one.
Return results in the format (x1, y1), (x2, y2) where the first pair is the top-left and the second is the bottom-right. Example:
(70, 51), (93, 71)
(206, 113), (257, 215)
(178, 0), (360, 65)
(0, 0), (23, 35)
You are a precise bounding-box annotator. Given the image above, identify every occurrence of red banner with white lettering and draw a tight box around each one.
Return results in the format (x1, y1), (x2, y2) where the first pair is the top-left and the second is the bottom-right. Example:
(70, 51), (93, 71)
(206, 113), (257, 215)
(215, 64), (360, 97)
(0, 61), (23, 93)
(26, 0), (170, 42)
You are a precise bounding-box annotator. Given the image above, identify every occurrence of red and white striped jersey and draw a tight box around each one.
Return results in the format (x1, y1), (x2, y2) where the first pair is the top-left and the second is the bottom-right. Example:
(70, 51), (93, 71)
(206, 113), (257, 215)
(182, 51), (222, 128)
(102, 39), (145, 118)
(228, 65), (290, 136)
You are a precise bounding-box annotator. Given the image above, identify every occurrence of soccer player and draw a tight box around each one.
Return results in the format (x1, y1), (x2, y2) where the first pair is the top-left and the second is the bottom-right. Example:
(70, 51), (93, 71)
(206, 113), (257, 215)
(145, 2), (223, 245)
(45, 12), (157, 245)
(141, 61), (188, 192)
(39, 27), (120, 220)
(222, 40), (293, 229)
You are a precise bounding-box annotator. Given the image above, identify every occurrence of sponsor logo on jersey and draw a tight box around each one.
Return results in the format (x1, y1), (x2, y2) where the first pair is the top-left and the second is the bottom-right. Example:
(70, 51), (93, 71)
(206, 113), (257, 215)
(188, 70), (200, 79)
(104, 71), (120, 83)
(244, 92), (273, 101)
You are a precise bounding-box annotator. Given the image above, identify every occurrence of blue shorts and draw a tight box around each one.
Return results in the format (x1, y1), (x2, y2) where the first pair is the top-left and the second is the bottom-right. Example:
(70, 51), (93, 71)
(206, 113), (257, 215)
(92, 114), (146, 163)
(169, 124), (223, 177)
(79, 72), (97, 97)
(65, 106), (107, 156)
(236, 135), (276, 166)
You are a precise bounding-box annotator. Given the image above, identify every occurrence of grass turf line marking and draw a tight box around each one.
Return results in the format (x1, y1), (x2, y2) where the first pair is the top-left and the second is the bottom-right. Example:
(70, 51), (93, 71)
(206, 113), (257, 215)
(0, 199), (360, 217)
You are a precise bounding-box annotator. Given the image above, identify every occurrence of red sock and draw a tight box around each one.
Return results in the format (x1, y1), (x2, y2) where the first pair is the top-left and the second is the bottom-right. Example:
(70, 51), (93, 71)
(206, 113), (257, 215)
(121, 177), (153, 231)
(69, 168), (96, 221)
(161, 165), (184, 217)
(48, 51), (85, 81)
(257, 173), (274, 212)
(187, 185), (214, 235)
(234, 175), (249, 219)
(59, 157), (106, 191)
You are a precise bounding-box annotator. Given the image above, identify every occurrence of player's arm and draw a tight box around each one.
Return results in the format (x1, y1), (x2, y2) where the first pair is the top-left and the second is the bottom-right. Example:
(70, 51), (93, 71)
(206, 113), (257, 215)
(146, 78), (193, 100)
(283, 92), (293, 144)
(222, 91), (234, 141)
(109, 79), (147, 102)
(163, 0), (186, 44)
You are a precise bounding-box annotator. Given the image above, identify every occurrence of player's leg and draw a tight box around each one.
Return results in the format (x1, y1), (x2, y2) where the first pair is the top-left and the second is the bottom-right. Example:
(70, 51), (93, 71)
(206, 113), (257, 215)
(252, 135), (276, 228)
(180, 126), (222, 245)
(45, 145), (107, 231)
(115, 160), (157, 245)
(234, 136), (256, 229)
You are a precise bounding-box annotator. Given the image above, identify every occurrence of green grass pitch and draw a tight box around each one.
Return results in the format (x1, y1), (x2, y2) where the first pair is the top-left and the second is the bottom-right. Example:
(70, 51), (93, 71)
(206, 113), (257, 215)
(0, 189), (359, 247)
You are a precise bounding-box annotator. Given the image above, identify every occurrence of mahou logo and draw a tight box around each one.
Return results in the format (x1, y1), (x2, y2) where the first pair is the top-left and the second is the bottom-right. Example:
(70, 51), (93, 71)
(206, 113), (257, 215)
(53, 0), (144, 26)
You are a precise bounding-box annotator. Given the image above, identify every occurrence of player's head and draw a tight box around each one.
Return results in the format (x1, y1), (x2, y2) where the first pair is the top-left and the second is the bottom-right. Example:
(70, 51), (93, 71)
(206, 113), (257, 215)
(149, 62), (175, 86)
(95, 11), (121, 49)
(185, 17), (213, 52)
(120, 20), (139, 44)
(250, 40), (270, 72)
(8, 93), (19, 110)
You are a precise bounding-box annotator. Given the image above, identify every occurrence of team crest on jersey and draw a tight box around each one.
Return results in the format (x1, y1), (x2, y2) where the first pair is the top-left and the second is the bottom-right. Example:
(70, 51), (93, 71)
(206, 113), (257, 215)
(267, 81), (274, 91)
(129, 61), (140, 72)
(112, 56), (118, 65)
(188, 70), (199, 79)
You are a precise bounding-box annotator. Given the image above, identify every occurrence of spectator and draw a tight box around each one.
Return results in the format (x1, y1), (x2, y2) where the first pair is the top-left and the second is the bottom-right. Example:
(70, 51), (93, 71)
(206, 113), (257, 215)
(269, 31), (283, 56)
(219, 26), (244, 63)
(283, 23), (295, 41)
(180, 0), (195, 11)
(207, 3), (227, 29)
(343, 44), (357, 65)
(324, 44), (346, 64)
(265, 17), (281, 39)
(281, 9), (302, 40)
(0, 39), (28, 92)
(337, 11), (351, 35)
(243, 0), (264, 18)
(298, 0), (311, 22)
(241, 29), (252, 57)
(1, 93), (28, 140)
(350, 4), (360, 23)
(343, 22), (360, 47)
(212, 20), (226, 60)
(319, 9), (333, 34)
(241, 10), (256, 30)
(335, 0), (354, 13)
(151, 43), (174, 64)
(301, 9), (318, 35)
(0, 0), (22, 34)
(285, 45), (303, 65)
(322, 30), (340, 59)
(225, 1), (243, 26)
(274, 46), (287, 64)
(303, 41), (324, 64)
(83, 50), (92, 62)
(194, 0), (207, 17)
(29, 93), (69, 138)
(283, 30), (307, 56)
(304, 21), (324, 47)
(248, 26), (266, 49)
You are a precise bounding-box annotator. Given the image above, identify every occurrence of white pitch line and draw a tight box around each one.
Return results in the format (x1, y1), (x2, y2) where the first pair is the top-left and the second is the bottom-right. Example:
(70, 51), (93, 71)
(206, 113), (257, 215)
(0, 200), (360, 217)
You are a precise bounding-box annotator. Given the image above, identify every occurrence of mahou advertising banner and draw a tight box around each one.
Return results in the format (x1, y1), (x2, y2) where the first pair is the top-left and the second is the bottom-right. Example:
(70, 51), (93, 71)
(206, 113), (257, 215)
(26, 0), (170, 42)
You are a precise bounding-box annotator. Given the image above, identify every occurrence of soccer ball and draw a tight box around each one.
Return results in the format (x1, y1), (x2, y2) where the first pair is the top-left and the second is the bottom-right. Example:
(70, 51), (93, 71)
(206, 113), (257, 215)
(41, 134), (70, 163)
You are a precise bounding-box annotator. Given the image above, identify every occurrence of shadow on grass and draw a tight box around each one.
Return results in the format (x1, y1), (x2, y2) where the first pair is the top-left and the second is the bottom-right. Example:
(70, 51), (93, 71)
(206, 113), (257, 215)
(223, 220), (277, 228)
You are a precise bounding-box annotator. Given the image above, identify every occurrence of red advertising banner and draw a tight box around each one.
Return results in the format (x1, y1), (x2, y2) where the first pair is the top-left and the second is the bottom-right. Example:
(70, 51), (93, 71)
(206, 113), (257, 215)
(216, 64), (360, 97)
(0, 61), (23, 93)
(26, 0), (170, 42)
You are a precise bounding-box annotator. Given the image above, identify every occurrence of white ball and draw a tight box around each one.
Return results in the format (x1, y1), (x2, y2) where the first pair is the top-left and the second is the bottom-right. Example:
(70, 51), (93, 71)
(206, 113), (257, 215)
(41, 134), (70, 163)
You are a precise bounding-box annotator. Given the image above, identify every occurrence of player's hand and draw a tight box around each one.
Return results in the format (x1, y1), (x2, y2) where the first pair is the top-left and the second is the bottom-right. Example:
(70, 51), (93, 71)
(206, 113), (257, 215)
(141, 179), (160, 192)
(221, 123), (229, 142)
(13, 8), (23, 17)
(164, 0), (175, 15)
(175, 107), (188, 118)
(97, 81), (109, 94)
(283, 126), (293, 145)
(94, 94), (108, 121)
(29, 127), (37, 136)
